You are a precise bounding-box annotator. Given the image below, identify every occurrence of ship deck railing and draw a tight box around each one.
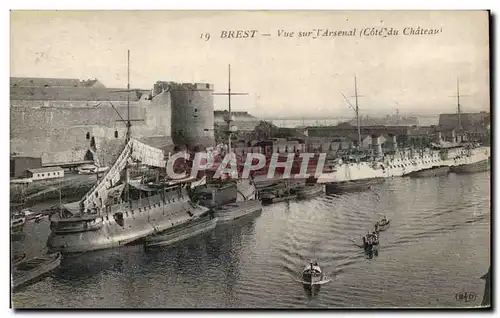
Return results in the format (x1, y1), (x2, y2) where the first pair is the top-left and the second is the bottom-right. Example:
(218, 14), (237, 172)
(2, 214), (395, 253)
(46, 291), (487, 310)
(54, 187), (190, 222)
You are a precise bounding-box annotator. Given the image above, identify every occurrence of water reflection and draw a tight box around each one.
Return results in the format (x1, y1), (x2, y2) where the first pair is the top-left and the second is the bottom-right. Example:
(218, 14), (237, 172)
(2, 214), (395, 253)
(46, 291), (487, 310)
(11, 172), (490, 308)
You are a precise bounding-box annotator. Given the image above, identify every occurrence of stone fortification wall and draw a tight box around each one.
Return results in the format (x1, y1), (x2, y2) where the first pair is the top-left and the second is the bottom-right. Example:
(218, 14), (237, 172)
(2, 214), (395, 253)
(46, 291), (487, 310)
(170, 83), (215, 150)
(10, 91), (172, 165)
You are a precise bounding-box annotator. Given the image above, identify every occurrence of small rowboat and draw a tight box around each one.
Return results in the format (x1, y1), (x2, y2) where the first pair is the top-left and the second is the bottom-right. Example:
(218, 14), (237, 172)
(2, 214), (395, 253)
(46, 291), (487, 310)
(302, 261), (323, 286)
(374, 219), (390, 232)
(12, 252), (62, 292)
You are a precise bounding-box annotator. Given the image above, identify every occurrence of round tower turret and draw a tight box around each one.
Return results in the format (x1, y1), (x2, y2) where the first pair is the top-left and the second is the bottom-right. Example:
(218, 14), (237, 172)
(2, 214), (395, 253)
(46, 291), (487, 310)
(170, 83), (215, 150)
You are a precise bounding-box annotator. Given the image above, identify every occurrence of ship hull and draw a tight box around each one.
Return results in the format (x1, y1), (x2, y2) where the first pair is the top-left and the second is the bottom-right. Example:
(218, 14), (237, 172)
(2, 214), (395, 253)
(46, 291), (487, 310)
(144, 214), (217, 248)
(193, 182), (238, 208)
(450, 159), (490, 174)
(214, 200), (262, 223)
(375, 221), (390, 232)
(405, 166), (450, 178)
(295, 184), (324, 199)
(302, 273), (323, 285)
(12, 252), (62, 292)
(259, 182), (297, 205)
(11, 223), (25, 233)
(317, 146), (490, 183)
(261, 194), (297, 205)
(326, 177), (385, 194)
(47, 192), (210, 254)
(11, 217), (26, 233)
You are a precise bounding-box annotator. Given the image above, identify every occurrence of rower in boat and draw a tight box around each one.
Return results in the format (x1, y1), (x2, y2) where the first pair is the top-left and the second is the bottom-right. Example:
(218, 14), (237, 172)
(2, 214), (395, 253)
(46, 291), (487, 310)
(361, 231), (379, 251)
(375, 216), (390, 232)
(380, 215), (389, 225)
(302, 260), (323, 287)
(362, 233), (372, 250)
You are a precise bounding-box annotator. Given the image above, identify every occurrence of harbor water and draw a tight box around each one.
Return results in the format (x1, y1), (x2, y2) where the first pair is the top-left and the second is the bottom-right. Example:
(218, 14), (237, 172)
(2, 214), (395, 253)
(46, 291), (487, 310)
(12, 171), (490, 308)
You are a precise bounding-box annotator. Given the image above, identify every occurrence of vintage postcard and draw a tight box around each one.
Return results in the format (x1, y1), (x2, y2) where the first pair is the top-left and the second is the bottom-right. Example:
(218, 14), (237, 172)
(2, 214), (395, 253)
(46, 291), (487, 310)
(9, 10), (491, 308)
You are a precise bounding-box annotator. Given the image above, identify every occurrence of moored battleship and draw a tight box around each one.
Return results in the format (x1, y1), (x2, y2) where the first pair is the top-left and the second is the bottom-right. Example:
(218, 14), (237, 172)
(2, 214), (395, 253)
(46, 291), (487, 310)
(189, 64), (262, 224)
(317, 135), (490, 184)
(318, 77), (490, 187)
(144, 212), (217, 248)
(259, 181), (297, 205)
(46, 138), (209, 254)
(211, 178), (262, 223)
(294, 178), (324, 199)
(192, 158), (263, 223)
(46, 51), (210, 254)
(192, 177), (238, 208)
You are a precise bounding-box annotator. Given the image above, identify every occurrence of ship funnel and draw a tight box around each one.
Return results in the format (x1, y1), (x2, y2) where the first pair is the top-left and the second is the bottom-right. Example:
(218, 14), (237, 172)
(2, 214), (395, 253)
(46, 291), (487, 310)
(451, 130), (456, 143)
(387, 133), (398, 151)
(371, 134), (382, 157)
(436, 131), (442, 142)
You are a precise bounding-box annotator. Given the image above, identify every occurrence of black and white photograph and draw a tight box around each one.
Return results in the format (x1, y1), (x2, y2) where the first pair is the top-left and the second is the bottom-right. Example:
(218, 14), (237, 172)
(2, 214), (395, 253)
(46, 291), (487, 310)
(8, 9), (491, 309)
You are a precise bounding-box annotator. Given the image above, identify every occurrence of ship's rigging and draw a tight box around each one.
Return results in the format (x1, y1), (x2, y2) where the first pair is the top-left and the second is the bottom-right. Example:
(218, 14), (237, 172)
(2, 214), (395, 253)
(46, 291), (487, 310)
(448, 78), (470, 142)
(78, 50), (165, 214)
(341, 76), (363, 150)
(213, 64), (249, 154)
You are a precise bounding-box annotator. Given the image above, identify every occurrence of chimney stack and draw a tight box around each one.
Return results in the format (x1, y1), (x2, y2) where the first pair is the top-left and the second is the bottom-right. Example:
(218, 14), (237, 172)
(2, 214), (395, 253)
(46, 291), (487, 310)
(388, 133), (398, 151)
(371, 134), (382, 156)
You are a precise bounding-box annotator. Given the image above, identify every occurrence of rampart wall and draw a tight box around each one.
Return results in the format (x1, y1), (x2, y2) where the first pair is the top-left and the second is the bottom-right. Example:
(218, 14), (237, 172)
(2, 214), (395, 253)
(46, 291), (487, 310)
(10, 91), (172, 165)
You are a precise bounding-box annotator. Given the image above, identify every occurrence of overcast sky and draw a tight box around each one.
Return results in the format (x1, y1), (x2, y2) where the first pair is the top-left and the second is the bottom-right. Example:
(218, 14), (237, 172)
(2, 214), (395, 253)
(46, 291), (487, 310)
(10, 10), (490, 118)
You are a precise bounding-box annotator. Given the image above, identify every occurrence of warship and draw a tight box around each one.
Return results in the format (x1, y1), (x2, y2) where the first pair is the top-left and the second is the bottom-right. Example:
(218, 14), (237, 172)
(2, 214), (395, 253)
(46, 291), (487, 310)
(259, 181), (297, 205)
(144, 211), (217, 248)
(317, 78), (490, 186)
(46, 51), (210, 254)
(192, 65), (262, 222)
(294, 177), (324, 200)
(318, 135), (490, 184)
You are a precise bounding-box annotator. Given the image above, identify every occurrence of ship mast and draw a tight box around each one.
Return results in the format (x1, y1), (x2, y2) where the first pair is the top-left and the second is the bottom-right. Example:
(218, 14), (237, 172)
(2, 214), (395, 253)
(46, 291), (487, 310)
(228, 64), (232, 153)
(456, 78), (461, 132)
(450, 78), (468, 141)
(213, 64), (248, 155)
(126, 50), (131, 142)
(112, 50), (143, 202)
(112, 50), (144, 201)
(354, 76), (361, 149)
(341, 75), (363, 150)
(124, 50), (131, 202)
